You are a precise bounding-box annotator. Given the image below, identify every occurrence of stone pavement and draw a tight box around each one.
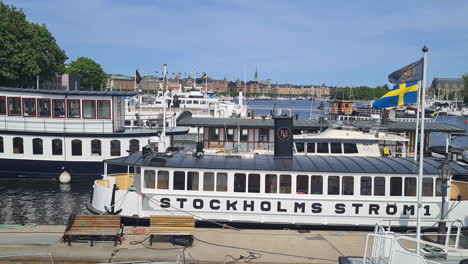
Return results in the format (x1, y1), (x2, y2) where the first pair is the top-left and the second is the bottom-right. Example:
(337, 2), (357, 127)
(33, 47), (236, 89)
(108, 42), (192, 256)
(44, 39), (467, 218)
(0, 225), (369, 263)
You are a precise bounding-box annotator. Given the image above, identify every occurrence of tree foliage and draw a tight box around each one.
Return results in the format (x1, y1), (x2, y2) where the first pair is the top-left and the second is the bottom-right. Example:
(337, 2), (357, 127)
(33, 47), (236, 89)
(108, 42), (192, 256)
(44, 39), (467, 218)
(66, 57), (107, 90)
(330, 85), (389, 100)
(0, 2), (67, 87)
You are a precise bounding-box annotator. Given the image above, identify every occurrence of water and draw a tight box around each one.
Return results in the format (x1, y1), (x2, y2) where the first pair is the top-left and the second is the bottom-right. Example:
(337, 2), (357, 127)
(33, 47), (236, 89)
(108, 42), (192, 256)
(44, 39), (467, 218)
(0, 179), (93, 224)
(0, 100), (466, 225)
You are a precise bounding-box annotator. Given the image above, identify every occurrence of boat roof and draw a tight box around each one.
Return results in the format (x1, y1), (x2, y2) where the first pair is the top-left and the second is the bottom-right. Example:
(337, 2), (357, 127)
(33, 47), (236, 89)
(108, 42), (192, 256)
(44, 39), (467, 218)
(0, 87), (140, 97)
(105, 151), (468, 175)
(294, 128), (409, 142)
(177, 113), (465, 133)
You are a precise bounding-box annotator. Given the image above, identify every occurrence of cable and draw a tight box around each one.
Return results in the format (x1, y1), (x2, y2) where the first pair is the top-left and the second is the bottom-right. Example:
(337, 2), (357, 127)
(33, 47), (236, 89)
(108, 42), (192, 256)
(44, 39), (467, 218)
(129, 235), (185, 250)
(194, 237), (336, 262)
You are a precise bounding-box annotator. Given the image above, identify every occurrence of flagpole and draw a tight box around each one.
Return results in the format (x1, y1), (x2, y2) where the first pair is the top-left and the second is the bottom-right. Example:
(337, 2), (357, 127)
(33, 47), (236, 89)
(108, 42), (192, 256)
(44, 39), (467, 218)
(414, 80), (421, 160)
(163, 64), (167, 145)
(416, 45), (428, 256)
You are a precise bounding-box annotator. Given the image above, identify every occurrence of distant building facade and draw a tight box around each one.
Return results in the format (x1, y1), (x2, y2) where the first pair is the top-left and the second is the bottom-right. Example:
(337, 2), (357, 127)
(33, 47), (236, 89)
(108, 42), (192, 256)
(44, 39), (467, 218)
(107, 75), (134, 91)
(42, 74), (80, 90)
(430, 78), (464, 100)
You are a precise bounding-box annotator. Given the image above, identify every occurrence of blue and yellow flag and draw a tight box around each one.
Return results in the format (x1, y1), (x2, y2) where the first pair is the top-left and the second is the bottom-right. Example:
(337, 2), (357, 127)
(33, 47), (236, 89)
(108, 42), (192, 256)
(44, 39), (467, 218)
(372, 82), (419, 109)
(196, 73), (207, 84)
(388, 59), (423, 84)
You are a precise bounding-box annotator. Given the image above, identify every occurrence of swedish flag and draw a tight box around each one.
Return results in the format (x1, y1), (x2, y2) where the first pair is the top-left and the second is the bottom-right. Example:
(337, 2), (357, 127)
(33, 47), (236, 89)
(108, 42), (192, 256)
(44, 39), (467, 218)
(372, 82), (419, 109)
(196, 73), (207, 84)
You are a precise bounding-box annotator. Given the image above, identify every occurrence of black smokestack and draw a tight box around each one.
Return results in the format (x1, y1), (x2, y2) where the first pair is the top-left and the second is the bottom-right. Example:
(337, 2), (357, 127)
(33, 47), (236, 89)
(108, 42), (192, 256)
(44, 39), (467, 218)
(274, 116), (293, 159)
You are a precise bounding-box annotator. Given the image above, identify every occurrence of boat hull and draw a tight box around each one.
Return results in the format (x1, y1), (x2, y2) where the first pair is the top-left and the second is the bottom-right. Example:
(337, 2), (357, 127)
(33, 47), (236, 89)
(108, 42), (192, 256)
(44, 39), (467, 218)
(0, 158), (122, 179)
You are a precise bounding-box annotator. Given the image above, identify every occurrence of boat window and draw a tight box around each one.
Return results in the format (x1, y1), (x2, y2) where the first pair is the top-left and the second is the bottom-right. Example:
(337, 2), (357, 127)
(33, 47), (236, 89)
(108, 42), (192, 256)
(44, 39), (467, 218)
(342, 176), (354, 195)
(240, 129), (248, 141)
(144, 170), (156, 189)
(187, 172), (199, 191)
(330, 143), (342, 154)
(173, 171), (185, 190)
(52, 139), (63, 155)
(38, 99), (51, 117)
(317, 143), (329, 153)
(227, 129), (234, 141)
(328, 176), (340, 195)
(53, 99), (66, 118)
(0, 136), (3, 152)
(157, 170), (169, 189)
(279, 174), (291, 194)
(422, 178), (434, 197)
(67, 99), (81, 118)
(91, 139), (101, 156)
(435, 179), (442, 197)
(22, 98), (36, 117)
(110, 140), (120, 156)
(390, 177), (402, 196)
(180, 100), (185, 104)
(296, 143), (305, 153)
(186, 100), (192, 104)
(307, 143), (315, 153)
(13, 137), (23, 154)
(343, 143), (358, 154)
(404, 177), (417, 196)
(259, 129), (269, 142)
(97, 100), (111, 119)
(203, 172), (214, 191)
(83, 100), (96, 119)
(265, 174), (277, 193)
(248, 174), (260, 193)
(310, 175), (323, 194)
(8, 97), (21, 116)
(129, 139), (139, 153)
(374, 177), (385, 196)
(360, 176), (372, 195)
(296, 175), (309, 194)
(193, 100), (199, 104)
(234, 173), (246, 192)
(217, 172), (228, 192)
(210, 128), (219, 141)
(71, 139), (82, 156)
(32, 138), (43, 155)
(0, 96), (5, 115)
(200, 100), (206, 104)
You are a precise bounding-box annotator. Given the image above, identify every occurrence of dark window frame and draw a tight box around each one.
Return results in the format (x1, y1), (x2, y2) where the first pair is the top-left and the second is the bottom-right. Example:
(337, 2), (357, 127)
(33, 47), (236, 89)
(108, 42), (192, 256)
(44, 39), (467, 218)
(0, 96), (6, 115)
(82, 99), (96, 119)
(32, 138), (43, 155)
(52, 138), (63, 155)
(97, 100), (111, 119)
(71, 139), (82, 156)
(38, 98), (51, 117)
(67, 99), (81, 119)
(22, 98), (37, 117)
(52, 99), (66, 118)
(7, 97), (22, 116)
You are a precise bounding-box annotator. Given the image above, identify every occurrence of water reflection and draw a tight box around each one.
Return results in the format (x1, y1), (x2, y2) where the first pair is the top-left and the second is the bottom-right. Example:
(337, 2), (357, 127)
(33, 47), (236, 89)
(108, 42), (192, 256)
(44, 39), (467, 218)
(0, 179), (92, 224)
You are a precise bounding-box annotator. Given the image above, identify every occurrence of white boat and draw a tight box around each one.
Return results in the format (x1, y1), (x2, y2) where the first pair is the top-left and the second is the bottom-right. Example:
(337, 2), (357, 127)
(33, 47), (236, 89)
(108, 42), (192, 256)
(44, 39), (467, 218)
(126, 86), (248, 133)
(0, 87), (187, 180)
(89, 117), (468, 227)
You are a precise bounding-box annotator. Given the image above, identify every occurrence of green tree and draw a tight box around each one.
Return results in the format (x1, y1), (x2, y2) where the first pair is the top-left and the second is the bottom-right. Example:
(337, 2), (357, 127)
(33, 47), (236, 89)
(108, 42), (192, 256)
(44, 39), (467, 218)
(463, 74), (468, 104)
(66, 57), (107, 90)
(0, 2), (67, 87)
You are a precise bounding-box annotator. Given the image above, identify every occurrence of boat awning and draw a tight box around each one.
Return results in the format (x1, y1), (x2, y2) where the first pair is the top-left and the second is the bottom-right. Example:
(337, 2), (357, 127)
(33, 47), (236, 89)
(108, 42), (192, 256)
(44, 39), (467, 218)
(105, 152), (468, 175)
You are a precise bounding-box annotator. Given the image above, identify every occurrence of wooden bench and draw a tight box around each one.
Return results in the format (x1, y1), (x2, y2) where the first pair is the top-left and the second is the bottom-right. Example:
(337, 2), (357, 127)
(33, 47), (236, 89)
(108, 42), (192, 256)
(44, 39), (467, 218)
(148, 216), (195, 246)
(63, 215), (123, 246)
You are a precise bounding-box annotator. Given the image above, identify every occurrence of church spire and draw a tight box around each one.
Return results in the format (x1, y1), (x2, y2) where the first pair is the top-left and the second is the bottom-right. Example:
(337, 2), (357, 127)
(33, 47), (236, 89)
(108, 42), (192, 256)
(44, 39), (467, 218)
(254, 64), (258, 82)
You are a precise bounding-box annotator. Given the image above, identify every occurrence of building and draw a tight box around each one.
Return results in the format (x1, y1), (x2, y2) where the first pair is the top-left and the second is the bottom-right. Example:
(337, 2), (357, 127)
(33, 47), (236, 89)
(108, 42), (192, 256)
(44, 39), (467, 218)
(107, 75), (134, 91)
(430, 78), (464, 100)
(41, 74), (81, 91)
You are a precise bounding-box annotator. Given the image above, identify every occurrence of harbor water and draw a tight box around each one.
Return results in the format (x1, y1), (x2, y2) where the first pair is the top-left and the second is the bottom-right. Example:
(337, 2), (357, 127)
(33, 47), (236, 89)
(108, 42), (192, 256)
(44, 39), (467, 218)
(0, 100), (467, 225)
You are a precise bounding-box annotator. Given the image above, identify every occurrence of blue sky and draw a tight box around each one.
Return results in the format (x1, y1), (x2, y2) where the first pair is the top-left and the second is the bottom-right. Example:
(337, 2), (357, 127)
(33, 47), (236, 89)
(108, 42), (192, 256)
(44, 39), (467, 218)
(9, 0), (468, 86)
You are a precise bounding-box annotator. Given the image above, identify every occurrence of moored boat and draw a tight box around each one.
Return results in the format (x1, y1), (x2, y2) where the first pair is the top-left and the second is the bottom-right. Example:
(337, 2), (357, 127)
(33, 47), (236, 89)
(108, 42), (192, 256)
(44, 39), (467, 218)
(89, 116), (468, 227)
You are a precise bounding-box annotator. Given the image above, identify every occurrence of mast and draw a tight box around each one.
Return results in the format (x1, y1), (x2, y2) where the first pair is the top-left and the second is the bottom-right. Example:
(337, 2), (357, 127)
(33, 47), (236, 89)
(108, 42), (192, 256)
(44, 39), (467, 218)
(163, 64), (168, 142)
(416, 45), (428, 255)
(414, 80), (421, 160)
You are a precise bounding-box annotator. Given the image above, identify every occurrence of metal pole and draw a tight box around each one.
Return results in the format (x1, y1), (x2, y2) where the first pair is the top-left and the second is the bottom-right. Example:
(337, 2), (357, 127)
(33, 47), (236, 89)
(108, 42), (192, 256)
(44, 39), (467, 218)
(414, 80), (421, 160)
(438, 180), (447, 243)
(416, 45), (428, 255)
(163, 64), (167, 142)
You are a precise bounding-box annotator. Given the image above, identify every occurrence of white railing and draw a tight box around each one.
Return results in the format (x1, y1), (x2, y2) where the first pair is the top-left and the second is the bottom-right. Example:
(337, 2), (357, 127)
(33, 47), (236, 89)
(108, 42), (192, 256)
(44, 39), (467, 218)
(0, 116), (114, 133)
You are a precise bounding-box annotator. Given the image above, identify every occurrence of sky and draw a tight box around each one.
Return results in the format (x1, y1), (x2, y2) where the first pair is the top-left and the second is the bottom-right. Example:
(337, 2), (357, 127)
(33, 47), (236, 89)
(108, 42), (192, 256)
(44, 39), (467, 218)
(8, 0), (468, 87)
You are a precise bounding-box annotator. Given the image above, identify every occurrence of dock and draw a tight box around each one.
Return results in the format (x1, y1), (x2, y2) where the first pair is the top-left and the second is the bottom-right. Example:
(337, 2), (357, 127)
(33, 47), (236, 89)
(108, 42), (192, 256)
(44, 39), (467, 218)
(0, 224), (369, 263)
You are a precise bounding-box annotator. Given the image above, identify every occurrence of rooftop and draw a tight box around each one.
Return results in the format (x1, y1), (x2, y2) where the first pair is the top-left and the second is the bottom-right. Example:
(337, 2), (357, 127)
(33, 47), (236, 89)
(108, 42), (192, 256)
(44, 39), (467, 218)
(0, 87), (141, 97)
(106, 151), (468, 175)
(109, 75), (134, 81)
(176, 113), (465, 133)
